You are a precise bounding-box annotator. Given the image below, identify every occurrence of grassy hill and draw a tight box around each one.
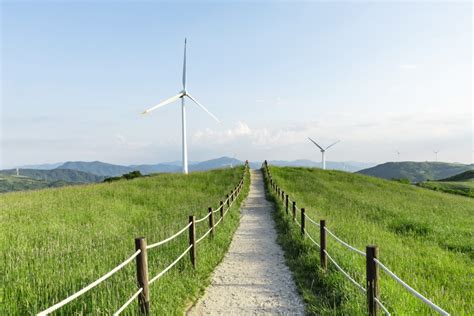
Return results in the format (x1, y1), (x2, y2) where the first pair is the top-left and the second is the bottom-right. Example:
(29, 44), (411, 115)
(0, 169), (105, 193)
(418, 170), (474, 198)
(357, 161), (473, 183)
(0, 166), (249, 314)
(266, 166), (473, 315)
(439, 169), (474, 182)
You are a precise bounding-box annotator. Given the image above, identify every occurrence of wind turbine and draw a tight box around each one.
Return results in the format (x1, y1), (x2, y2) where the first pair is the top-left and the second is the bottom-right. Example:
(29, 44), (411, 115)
(433, 150), (440, 162)
(396, 150), (401, 161)
(307, 137), (340, 170)
(141, 38), (220, 174)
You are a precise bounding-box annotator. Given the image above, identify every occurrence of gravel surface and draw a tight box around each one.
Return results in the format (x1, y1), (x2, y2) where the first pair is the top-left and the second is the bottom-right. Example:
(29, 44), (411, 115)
(187, 169), (305, 315)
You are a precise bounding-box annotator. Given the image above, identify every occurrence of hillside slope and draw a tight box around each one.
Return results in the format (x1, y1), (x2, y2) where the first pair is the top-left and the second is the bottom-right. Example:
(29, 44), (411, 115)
(1, 167), (249, 314)
(418, 170), (474, 198)
(0, 169), (105, 193)
(267, 166), (473, 315)
(357, 161), (473, 182)
(439, 169), (474, 182)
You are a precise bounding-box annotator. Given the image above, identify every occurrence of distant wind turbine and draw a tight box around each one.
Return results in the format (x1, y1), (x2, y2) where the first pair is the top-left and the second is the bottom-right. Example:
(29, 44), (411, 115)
(307, 137), (340, 170)
(141, 38), (220, 174)
(396, 150), (401, 161)
(433, 150), (440, 162)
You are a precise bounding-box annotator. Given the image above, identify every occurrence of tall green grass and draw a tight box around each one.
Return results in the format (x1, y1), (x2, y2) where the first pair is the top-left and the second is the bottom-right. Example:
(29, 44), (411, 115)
(265, 166), (473, 315)
(1, 167), (249, 315)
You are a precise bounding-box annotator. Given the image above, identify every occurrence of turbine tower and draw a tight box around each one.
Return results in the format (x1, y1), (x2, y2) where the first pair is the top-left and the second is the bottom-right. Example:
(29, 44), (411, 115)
(142, 38), (220, 174)
(434, 150), (440, 162)
(396, 150), (401, 161)
(307, 137), (340, 170)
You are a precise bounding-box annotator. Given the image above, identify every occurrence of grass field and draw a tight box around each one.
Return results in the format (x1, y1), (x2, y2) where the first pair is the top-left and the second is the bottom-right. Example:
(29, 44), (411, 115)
(265, 166), (473, 315)
(1, 166), (249, 315)
(418, 180), (474, 198)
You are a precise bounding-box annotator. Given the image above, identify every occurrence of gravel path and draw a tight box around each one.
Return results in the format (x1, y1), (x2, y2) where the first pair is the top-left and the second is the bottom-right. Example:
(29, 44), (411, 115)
(187, 169), (305, 315)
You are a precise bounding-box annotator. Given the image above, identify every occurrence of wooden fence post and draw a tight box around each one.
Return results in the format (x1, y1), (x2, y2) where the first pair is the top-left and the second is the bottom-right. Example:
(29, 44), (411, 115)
(135, 238), (150, 314)
(281, 190), (284, 202)
(188, 216), (196, 268)
(285, 194), (289, 214)
(301, 208), (305, 237)
(366, 246), (379, 316)
(209, 207), (214, 238)
(226, 194), (230, 207)
(292, 201), (296, 221)
(220, 201), (224, 220)
(320, 220), (327, 270)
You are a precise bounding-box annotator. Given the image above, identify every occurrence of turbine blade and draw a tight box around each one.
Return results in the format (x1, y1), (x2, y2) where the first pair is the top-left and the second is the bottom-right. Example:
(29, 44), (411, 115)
(307, 137), (324, 151)
(182, 38), (187, 90)
(186, 93), (220, 123)
(142, 92), (184, 114)
(325, 140), (340, 150)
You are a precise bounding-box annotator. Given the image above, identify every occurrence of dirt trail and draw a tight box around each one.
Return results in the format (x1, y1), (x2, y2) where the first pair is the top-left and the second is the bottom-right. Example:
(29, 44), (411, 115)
(187, 169), (304, 315)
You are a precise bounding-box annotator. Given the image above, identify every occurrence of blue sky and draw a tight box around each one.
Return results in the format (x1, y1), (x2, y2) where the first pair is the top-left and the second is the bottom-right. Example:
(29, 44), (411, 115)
(1, 1), (472, 168)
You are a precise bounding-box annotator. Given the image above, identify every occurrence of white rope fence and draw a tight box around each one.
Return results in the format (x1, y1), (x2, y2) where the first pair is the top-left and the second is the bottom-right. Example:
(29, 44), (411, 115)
(304, 229), (320, 248)
(324, 227), (366, 256)
(196, 228), (213, 244)
(113, 287), (143, 316)
(324, 249), (366, 294)
(374, 259), (450, 316)
(375, 297), (391, 316)
(149, 245), (193, 284)
(195, 212), (211, 223)
(147, 222), (192, 249)
(37, 249), (141, 316)
(304, 213), (320, 227)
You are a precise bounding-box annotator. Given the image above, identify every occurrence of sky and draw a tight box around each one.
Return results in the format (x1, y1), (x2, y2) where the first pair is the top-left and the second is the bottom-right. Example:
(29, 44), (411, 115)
(1, 1), (472, 169)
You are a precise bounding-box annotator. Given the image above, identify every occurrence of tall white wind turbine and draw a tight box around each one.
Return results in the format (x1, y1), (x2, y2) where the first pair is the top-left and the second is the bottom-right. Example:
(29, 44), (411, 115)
(307, 137), (340, 170)
(142, 38), (220, 174)
(433, 150), (440, 162)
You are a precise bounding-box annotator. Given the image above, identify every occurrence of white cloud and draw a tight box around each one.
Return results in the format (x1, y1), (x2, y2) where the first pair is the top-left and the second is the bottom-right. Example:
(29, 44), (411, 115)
(399, 64), (418, 70)
(192, 111), (471, 150)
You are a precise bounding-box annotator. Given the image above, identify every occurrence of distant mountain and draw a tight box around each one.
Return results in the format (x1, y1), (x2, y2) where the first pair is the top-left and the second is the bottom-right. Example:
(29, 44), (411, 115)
(0, 168), (105, 183)
(57, 161), (134, 177)
(357, 162), (474, 183)
(129, 163), (180, 174)
(190, 157), (244, 171)
(17, 162), (64, 170)
(0, 169), (105, 193)
(268, 159), (376, 172)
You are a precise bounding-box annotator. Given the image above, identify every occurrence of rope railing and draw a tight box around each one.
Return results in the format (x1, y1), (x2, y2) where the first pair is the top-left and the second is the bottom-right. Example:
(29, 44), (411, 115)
(262, 160), (450, 316)
(374, 297), (391, 316)
(149, 245), (193, 284)
(374, 259), (449, 316)
(195, 211), (211, 223)
(196, 227), (213, 244)
(304, 229), (320, 248)
(37, 249), (141, 316)
(113, 288), (143, 316)
(38, 162), (249, 315)
(304, 213), (320, 227)
(324, 227), (366, 256)
(147, 222), (192, 249)
(324, 249), (366, 294)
